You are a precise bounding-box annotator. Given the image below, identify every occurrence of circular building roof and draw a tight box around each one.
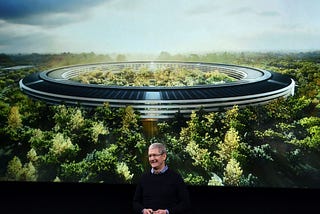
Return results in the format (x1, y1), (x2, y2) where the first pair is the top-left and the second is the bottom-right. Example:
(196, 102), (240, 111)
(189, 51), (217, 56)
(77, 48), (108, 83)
(19, 61), (295, 119)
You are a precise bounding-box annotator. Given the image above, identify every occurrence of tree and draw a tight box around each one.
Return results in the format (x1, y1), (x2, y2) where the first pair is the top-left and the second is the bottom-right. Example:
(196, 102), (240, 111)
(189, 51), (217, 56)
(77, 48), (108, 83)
(296, 117), (320, 150)
(184, 173), (206, 185)
(6, 156), (37, 181)
(27, 148), (38, 163)
(29, 128), (52, 155)
(185, 140), (211, 171)
(116, 106), (146, 178)
(223, 158), (243, 186)
(116, 54), (126, 62)
(60, 144), (129, 183)
(121, 106), (139, 132)
(49, 133), (79, 162)
(116, 162), (133, 182)
(94, 102), (119, 128)
(188, 54), (200, 62)
(0, 100), (10, 128)
(88, 121), (109, 144)
(158, 51), (172, 60)
(6, 156), (23, 180)
(180, 110), (211, 148)
(8, 106), (22, 129)
(23, 161), (37, 181)
(216, 127), (240, 163)
(52, 105), (85, 133)
(224, 105), (244, 132)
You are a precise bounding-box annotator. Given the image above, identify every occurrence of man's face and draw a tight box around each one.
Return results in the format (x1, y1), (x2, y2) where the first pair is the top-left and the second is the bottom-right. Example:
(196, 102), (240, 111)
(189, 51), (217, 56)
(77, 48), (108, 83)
(148, 148), (166, 170)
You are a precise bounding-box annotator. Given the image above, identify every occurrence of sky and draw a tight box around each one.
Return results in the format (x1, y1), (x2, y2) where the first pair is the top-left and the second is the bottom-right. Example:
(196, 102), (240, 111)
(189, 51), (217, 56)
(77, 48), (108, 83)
(0, 0), (320, 54)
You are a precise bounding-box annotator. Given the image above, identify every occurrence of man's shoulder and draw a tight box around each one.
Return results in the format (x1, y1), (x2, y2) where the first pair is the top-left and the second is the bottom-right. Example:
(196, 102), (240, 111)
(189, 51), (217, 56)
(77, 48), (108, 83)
(140, 170), (151, 177)
(166, 168), (184, 179)
(166, 168), (178, 175)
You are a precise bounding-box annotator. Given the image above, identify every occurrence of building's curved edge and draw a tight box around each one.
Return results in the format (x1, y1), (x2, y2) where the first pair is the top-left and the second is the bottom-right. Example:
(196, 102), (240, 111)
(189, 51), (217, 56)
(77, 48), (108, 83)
(19, 62), (295, 119)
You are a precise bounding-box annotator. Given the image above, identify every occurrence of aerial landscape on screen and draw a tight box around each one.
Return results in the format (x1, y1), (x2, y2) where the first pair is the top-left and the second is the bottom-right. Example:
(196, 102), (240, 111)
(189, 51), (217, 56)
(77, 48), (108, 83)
(0, 0), (319, 188)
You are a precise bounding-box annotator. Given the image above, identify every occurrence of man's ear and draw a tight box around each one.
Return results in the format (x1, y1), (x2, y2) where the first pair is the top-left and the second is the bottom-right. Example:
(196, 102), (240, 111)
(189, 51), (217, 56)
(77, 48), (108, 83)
(163, 153), (167, 161)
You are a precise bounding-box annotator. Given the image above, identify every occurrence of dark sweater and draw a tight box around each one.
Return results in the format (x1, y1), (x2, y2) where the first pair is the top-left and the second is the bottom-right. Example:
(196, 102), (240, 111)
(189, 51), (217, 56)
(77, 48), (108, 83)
(133, 168), (191, 214)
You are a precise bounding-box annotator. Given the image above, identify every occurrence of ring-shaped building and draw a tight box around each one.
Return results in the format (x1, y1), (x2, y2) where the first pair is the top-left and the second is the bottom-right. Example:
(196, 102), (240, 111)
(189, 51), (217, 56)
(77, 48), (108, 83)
(19, 61), (295, 119)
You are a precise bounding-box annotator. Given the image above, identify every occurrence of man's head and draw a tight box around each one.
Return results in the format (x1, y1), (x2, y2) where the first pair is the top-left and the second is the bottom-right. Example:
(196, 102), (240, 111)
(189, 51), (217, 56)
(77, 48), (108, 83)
(148, 143), (167, 171)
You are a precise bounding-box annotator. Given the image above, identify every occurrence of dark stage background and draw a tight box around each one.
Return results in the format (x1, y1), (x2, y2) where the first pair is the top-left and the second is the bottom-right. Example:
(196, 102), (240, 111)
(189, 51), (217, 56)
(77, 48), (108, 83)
(0, 182), (318, 213)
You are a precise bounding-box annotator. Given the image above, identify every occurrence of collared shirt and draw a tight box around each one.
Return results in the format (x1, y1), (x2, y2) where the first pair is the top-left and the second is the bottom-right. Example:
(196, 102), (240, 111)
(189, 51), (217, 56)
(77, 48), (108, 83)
(151, 165), (168, 174)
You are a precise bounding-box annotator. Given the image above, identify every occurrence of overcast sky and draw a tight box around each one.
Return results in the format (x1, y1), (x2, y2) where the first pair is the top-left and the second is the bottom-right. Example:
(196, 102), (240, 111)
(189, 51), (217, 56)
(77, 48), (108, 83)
(0, 0), (319, 54)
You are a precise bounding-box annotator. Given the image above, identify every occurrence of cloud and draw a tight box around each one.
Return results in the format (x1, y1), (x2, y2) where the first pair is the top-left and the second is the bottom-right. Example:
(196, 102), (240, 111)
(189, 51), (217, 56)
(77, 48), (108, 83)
(0, 0), (319, 54)
(227, 7), (256, 15)
(185, 4), (221, 16)
(0, 0), (109, 26)
(226, 7), (280, 18)
(0, 31), (56, 53)
(257, 11), (280, 17)
(0, 20), (56, 53)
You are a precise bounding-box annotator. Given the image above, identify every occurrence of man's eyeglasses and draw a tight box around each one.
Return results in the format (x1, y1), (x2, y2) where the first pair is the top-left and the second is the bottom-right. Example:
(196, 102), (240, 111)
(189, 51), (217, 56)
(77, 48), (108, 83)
(148, 153), (163, 158)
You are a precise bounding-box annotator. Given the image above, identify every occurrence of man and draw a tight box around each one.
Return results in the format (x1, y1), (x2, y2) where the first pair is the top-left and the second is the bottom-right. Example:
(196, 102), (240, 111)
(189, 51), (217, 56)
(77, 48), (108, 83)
(133, 143), (191, 214)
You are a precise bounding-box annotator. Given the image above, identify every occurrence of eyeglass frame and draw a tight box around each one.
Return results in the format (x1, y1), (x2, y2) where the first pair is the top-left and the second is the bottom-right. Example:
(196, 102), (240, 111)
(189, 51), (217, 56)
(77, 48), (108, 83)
(148, 153), (164, 158)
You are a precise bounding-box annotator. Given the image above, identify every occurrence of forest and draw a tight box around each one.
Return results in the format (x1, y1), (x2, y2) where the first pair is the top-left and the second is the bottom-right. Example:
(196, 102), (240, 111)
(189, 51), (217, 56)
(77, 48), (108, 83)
(0, 51), (319, 188)
(71, 66), (236, 87)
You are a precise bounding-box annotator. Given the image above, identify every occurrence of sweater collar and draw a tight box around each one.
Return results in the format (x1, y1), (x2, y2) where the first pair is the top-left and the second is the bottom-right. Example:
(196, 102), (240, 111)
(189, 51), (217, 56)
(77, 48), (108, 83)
(151, 165), (168, 174)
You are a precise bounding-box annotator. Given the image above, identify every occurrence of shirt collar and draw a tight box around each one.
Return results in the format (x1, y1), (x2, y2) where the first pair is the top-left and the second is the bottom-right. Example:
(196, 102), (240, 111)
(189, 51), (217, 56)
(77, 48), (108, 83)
(151, 165), (168, 174)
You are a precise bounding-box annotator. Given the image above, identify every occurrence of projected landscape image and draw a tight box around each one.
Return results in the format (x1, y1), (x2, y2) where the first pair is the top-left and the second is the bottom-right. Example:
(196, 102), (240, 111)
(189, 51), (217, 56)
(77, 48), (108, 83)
(0, 0), (319, 188)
